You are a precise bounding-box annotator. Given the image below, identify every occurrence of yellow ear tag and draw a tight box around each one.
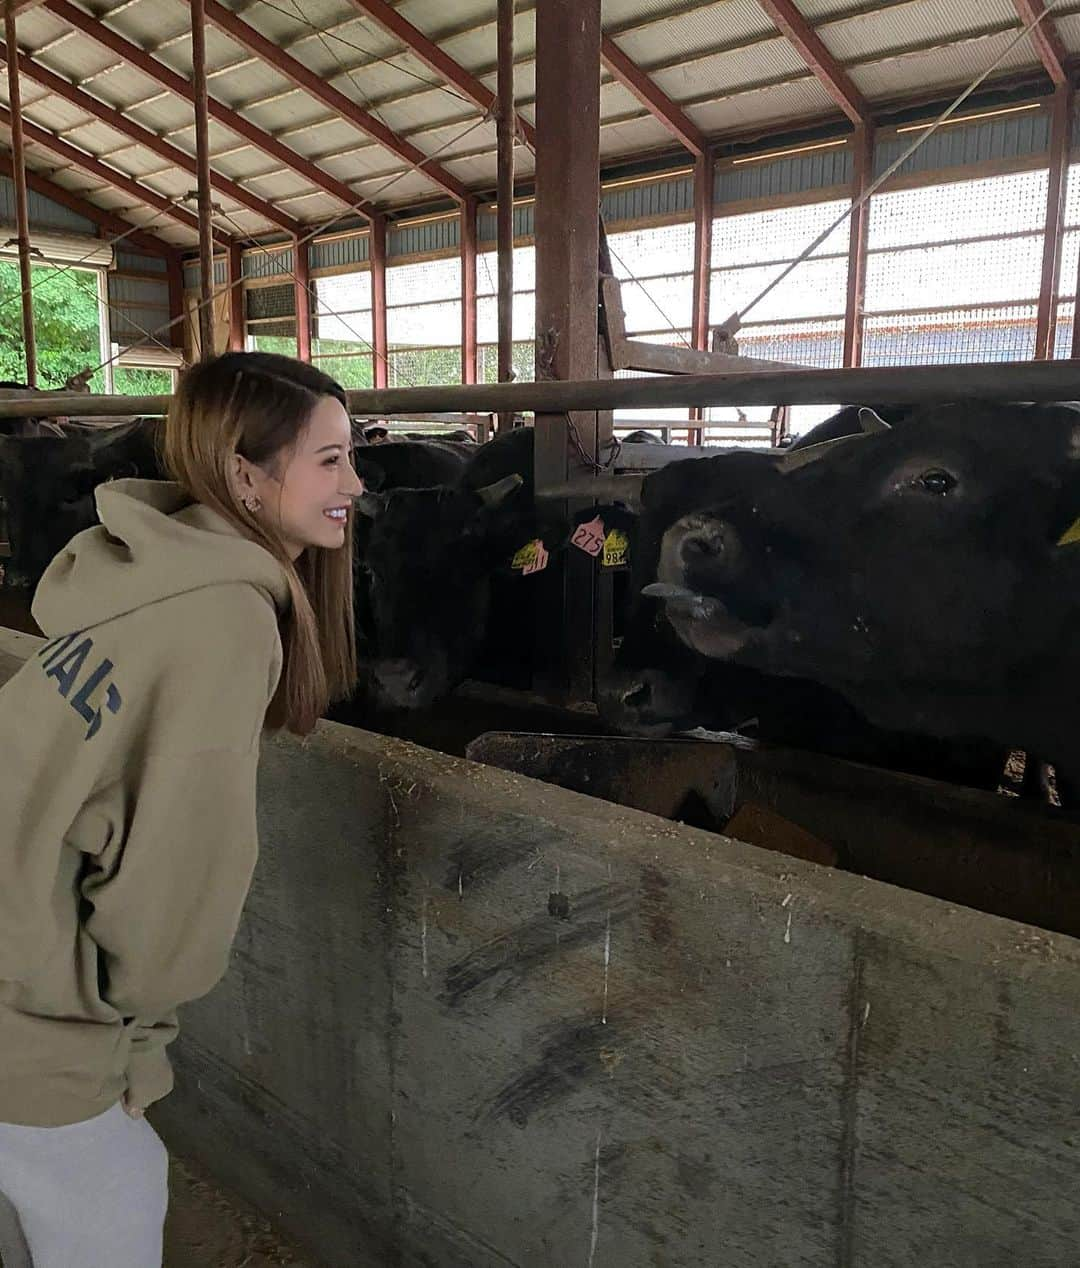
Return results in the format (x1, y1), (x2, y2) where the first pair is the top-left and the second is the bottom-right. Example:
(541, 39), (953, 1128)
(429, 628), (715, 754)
(602, 528), (629, 568)
(511, 540), (540, 570)
(1057, 517), (1080, 547)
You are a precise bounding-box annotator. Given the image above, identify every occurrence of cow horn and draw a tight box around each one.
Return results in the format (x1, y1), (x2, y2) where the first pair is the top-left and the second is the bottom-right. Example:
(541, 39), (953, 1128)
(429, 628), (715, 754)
(353, 490), (386, 519)
(535, 473), (644, 505)
(858, 407), (891, 434)
(475, 473), (524, 507)
(776, 434), (862, 473)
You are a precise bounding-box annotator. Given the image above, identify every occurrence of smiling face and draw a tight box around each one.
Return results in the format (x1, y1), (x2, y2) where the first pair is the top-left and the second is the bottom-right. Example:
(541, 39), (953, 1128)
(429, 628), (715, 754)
(233, 394), (364, 560)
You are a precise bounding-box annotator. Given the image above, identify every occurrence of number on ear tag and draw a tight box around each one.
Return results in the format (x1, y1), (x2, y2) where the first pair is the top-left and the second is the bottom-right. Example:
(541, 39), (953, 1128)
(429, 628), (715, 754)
(522, 541), (549, 576)
(571, 516), (605, 558)
(511, 540), (540, 570)
(602, 528), (629, 568)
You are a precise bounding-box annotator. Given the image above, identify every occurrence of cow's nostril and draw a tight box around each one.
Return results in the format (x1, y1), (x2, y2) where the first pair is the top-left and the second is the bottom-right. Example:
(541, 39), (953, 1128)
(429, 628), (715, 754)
(684, 532), (722, 558)
(622, 681), (651, 710)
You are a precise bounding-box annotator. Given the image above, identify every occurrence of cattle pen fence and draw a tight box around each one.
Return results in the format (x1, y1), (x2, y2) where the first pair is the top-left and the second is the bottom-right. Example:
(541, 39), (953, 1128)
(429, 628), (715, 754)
(6, 358), (1080, 704)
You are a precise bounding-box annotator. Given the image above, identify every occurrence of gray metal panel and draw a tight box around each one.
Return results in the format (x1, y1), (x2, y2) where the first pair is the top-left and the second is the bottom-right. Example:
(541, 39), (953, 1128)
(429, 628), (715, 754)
(0, 176), (96, 236)
(108, 274), (170, 309)
(183, 258), (228, 288)
(389, 215), (461, 259)
(601, 173), (695, 226)
(311, 233), (370, 272)
(116, 250), (167, 275)
(478, 202), (534, 245)
(716, 144), (854, 206)
(243, 248), (293, 281)
(874, 109), (1051, 181)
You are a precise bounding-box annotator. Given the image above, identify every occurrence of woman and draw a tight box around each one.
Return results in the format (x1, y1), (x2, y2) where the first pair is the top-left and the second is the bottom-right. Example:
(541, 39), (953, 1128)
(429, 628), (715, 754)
(0, 351), (363, 1267)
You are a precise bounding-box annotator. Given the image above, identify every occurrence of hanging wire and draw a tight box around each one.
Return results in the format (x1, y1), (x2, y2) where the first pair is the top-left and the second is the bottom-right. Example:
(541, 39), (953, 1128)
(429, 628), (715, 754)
(210, 200), (415, 387)
(254, 0), (476, 110)
(720, 1), (1063, 335)
(74, 113), (491, 384)
(604, 238), (693, 349)
(0, 197), (185, 317)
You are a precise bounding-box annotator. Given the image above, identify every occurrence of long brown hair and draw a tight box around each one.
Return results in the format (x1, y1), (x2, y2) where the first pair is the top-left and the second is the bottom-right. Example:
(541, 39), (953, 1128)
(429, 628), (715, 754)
(164, 351), (356, 735)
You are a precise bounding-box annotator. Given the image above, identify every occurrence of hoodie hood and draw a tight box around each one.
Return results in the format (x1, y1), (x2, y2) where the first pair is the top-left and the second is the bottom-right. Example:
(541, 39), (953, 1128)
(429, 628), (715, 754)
(32, 478), (290, 636)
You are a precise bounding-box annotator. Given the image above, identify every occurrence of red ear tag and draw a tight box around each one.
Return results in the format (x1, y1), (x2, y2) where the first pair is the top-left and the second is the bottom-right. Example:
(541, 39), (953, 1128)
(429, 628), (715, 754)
(571, 516), (605, 558)
(522, 540), (549, 576)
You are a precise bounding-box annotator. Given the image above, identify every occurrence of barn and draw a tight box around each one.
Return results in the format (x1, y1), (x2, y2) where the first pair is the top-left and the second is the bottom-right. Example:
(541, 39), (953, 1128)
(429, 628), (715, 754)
(0, 0), (1079, 1264)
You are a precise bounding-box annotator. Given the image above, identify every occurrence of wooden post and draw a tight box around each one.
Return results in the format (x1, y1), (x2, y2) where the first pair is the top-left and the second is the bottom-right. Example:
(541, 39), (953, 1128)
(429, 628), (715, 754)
(690, 148), (714, 441)
(496, 0), (515, 430)
(191, 0), (216, 359)
(534, 0), (602, 701)
(166, 253), (185, 349)
(461, 196), (477, 384)
(371, 214), (388, 389)
(1038, 85), (1072, 360)
(5, 9), (36, 386)
(294, 236), (312, 362)
(843, 124), (873, 368)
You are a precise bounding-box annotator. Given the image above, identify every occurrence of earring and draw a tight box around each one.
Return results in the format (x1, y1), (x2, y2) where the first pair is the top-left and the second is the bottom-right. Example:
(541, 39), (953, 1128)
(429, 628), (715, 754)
(243, 494), (261, 513)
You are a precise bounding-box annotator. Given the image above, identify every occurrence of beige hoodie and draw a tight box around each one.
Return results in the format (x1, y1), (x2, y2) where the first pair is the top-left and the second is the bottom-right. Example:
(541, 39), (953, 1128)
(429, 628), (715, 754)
(0, 479), (289, 1126)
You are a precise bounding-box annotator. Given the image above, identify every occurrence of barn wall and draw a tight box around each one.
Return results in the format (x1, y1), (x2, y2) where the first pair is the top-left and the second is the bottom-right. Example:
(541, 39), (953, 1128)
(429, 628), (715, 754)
(2, 631), (1077, 1267)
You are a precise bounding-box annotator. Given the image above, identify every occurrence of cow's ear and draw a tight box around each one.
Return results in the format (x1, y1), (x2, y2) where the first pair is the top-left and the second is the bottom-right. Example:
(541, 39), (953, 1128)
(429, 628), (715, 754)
(563, 503), (638, 570)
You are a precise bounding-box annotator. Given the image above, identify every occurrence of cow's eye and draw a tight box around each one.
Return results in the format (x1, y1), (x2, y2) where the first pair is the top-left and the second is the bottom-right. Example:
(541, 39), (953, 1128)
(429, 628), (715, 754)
(916, 469), (957, 495)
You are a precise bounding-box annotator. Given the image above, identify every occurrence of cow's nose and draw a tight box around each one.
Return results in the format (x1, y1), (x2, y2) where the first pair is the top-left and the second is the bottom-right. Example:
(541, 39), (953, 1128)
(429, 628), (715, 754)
(679, 518), (744, 578)
(372, 658), (427, 704)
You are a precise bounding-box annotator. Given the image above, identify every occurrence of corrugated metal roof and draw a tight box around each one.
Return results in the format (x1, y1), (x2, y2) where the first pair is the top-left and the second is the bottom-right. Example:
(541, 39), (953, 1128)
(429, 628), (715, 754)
(1, 0), (1056, 253)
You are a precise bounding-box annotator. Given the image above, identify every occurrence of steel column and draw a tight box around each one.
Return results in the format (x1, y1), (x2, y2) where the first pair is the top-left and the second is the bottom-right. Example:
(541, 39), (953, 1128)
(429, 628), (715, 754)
(294, 237), (312, 362)
(5, 9), (36, 385)
(371, 215), (388, 389)
(1037, 85), (1072, 360)
(534, 0), (602, 701)
(843, 124), (874, 368)
(496, 0), (515, 430)
(228, 242), (244, 353)
(191, 0), (215, 359)
(461, 196), (478, 384)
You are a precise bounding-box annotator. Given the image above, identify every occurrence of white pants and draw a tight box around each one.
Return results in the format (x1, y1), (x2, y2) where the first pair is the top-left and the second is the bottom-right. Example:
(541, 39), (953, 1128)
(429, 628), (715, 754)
(0, 1103), (168, 1268)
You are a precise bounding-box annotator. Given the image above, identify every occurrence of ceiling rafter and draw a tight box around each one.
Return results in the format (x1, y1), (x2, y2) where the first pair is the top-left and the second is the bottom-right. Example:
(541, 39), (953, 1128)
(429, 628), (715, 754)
(346, 0), (536, 147)
(0, 99), (231, 243)
(1012, 0), (1069, 85)
(600, 34), (706, 156)
(42, 0), (378, 219)
(0, 41), (301, 234)
(0, 149), (178, 255)
(192, 0), (469, 202)
(754, 0), (870, 125)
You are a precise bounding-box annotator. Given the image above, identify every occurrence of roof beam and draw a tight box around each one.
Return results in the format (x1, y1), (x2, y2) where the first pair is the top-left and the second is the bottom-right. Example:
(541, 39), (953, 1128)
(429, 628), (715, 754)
(1013, 0), (1068, 86)
(600, 34), (706, 156)
(43, 0), (377, 219)
(0, 151), (178, 255)
(0, 101), (231, 243)
(346, 0), (536, 148)
(194, 0), (469, 202)
(344, 0), (534, 148)
(0, 43), (301, 235)
(754, 0), (870, 126)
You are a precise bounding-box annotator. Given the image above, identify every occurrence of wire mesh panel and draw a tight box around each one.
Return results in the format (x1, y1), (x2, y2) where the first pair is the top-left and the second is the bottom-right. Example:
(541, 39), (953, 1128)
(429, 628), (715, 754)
(863, 170), (1047, 366)
(1053, 162), (1080, 359)
(312, 271), (375, 388)
(245, 282), (297, 354)
(476, 246), (536, 382)
(710, 199), (849, 371)
(385, 257), (462, 387)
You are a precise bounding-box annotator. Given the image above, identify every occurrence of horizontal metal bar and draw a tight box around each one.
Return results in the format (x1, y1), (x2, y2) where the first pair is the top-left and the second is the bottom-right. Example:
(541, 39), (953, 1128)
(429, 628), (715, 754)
(10, 360), (1080, 419)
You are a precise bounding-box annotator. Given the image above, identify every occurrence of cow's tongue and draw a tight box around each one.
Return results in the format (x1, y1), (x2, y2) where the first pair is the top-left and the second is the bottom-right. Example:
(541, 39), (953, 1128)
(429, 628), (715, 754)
(641, 583), (752, 659)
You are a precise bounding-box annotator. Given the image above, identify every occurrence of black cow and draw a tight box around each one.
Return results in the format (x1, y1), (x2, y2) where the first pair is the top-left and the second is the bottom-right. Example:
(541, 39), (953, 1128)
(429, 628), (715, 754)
(0, 418), (162, 591)
(647, 401), (1080, 800)
(353, 428), (570, 708)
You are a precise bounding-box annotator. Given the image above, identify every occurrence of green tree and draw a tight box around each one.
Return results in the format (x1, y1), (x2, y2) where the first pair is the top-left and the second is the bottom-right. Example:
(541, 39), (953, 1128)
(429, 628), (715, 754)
(0, 261), (105, 389)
